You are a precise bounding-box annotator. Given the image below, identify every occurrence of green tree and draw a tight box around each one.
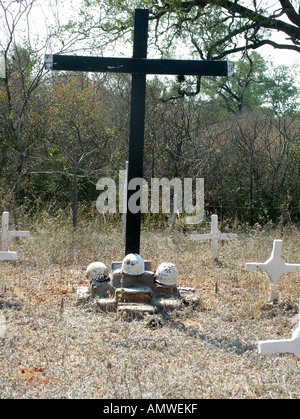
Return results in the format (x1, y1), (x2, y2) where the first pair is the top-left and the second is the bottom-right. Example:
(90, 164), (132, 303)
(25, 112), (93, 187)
(0, 0), (104, 210)
(201, 52), (300, 114)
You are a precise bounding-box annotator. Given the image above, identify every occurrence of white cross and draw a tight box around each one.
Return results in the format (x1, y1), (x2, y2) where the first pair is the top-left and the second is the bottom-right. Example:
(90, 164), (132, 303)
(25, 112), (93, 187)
(0, 315), (6, 339)
(0, 251), (18, 261)
(0, 53), (5, 79)
(245, 240), (300, 302)
(258, 299), (300, 359)
(191, 214), (238, 260)
(0, 212), (30, 250)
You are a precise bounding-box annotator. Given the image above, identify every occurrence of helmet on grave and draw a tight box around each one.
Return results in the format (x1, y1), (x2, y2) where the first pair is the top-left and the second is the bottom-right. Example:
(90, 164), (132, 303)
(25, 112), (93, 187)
(155, 263), (178, 286)
(86, 262), (109, 282)
(122, 253), (145, 276)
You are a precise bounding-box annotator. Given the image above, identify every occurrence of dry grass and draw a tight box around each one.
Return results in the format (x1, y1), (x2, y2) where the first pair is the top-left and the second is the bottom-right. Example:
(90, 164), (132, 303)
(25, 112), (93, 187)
(0, 215), (299, 399)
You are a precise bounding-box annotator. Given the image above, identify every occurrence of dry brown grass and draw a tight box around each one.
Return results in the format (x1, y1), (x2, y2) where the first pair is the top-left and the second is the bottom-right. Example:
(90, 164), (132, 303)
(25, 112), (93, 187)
(0, 215), (299, 399)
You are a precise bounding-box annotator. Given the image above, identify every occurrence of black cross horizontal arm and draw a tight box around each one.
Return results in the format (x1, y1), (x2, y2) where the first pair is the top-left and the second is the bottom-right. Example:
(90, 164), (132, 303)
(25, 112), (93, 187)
(45, 54), (234, 77)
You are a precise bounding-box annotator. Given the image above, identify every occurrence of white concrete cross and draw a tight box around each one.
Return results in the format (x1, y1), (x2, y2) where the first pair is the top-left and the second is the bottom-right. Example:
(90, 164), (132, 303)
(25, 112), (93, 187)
(191, 214), (238, 260)
(258, 299), (300, 359)
(0, 212), (30, 251)
(245, 240), (300, 302)
(0, 315), (6, 339)
(0, 53), (5, 79)
(0, 251), (18, 261)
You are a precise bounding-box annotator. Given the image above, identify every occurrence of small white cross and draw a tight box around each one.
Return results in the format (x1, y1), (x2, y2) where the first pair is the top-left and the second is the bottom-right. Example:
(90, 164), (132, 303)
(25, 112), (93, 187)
(191, 214), (238, 260)
(0, 315), (6, 339)
(0, 212), (30, 250)
(0, 251), (18, 261)
(258, 299), (300, 359)
(0, 53), (5, 79)
(245, 240), (300, 302)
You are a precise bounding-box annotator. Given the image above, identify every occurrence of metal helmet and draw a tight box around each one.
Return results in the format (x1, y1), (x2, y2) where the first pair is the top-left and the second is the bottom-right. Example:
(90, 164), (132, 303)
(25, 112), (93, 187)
(155, 262), (178, 286)
(86, 262), (109, 282)
(122, 253), (145, 276)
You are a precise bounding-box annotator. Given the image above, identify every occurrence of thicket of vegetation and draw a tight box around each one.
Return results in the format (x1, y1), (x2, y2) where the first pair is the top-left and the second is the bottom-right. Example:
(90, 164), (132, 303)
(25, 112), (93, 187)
(0, 0), (299, 227)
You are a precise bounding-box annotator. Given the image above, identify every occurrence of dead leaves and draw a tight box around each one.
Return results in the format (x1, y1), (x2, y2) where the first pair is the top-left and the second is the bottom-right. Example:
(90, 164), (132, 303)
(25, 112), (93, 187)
(18, 366), (62, 387)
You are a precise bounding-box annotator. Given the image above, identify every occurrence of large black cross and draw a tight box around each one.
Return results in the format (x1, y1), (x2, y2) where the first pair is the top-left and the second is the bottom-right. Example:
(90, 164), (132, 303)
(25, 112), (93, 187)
(45, 8), (234, 256)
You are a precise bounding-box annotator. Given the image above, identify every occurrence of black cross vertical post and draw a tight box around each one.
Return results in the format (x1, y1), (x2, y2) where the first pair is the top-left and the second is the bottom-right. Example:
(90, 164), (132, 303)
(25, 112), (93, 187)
(45, 8), (234, 256)
(126, 9), (148, 256)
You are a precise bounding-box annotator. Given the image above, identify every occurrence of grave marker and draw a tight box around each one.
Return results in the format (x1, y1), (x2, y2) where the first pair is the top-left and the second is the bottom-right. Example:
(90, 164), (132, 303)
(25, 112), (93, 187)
(191, 214), (238, 260)
(0, 212), (30, 250)
(245, 240), (300, 302)
(0, 315), (6, 339)
(0, 251), (18, 261)
(258, 299), (300, 359)
(45, 8), (234, 256)
(0, 53), (5, 79)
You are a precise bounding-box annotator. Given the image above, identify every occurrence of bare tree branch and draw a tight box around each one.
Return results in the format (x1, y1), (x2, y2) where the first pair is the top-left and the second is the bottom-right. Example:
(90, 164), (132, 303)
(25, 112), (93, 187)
(150, 0), (300, 56)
